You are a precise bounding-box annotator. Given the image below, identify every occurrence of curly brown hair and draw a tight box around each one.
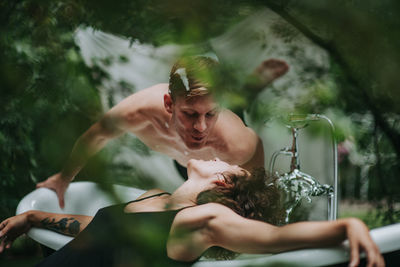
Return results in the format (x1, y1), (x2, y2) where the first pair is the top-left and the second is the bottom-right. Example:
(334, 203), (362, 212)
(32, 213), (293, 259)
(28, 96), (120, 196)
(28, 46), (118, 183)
(196, 168), (285, 260)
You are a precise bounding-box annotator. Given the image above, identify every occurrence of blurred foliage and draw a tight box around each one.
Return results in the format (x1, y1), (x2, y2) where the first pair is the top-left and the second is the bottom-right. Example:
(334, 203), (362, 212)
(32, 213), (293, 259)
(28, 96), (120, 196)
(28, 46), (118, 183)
(339, 202), (392, 230)
(262, 0), (400, 224)
(0, 0), (105, 222)
(0, 0), (257, 222)
(0, 235), (41, 265)
(1, 2), (400, 262)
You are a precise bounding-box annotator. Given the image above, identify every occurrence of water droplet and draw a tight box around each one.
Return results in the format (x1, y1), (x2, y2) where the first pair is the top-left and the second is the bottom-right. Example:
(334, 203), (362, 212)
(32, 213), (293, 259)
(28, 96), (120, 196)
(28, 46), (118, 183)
(164, 122), (169, 128)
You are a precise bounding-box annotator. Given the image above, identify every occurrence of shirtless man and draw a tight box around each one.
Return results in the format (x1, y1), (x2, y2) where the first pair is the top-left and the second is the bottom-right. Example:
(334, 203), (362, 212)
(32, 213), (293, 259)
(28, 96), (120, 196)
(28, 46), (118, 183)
(37, 56), (289, 208)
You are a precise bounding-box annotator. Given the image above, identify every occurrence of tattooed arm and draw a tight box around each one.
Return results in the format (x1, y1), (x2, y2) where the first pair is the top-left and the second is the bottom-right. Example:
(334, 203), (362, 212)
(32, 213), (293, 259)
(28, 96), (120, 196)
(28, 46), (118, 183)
(0, 211), (92, 253)
(30, 211), (92, 236)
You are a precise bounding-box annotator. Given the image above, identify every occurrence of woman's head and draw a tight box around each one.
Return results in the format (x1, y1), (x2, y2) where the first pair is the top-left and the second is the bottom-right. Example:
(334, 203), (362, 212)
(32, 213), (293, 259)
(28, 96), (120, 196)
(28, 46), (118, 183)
(186, 158), (248, 183)
(186, 158), (283, 224)
(195, 163), (285, 259)
(196, 167), (284, 224)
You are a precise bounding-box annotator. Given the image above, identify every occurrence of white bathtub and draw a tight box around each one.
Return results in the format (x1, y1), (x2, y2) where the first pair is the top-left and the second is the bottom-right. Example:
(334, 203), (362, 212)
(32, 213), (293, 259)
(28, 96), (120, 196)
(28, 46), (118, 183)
(17, 182), (400, 266)
(16, 182), (146, 250)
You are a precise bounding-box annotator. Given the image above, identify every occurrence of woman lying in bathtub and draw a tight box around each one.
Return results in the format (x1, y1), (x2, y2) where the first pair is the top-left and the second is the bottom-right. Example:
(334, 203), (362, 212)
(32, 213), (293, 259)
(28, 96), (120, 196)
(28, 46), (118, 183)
(0, 159), (384, 266)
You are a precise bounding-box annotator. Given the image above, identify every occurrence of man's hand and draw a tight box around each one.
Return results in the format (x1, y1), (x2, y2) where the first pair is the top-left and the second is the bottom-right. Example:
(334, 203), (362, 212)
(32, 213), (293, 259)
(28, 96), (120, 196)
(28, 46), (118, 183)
(246, 58), (289, 92)
(345, 218), (385, 267)
(36, 173), (70, 208)
(254, 58), (289, 84)
(0, 213), (31, 253)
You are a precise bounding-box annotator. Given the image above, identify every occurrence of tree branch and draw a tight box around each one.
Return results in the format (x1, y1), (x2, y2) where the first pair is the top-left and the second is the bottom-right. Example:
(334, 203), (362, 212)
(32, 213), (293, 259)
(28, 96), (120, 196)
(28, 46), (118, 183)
(263, 1), (400, 159)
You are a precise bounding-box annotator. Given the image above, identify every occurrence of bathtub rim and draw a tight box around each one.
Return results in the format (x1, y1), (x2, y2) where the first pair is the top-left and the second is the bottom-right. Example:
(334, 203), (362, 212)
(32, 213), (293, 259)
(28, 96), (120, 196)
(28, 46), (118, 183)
(16, 181), (146, 250)
(16, 182), (400, 266)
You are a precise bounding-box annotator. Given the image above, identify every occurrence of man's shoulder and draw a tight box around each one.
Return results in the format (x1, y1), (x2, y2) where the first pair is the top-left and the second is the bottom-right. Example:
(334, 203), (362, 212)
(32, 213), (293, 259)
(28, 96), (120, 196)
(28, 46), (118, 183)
(214, 110), (257, 146)
(110, 83), (166, 111)
(211, 110), (260, 163)
(105, 83), (169, 129)
(121, 83), (168, 105)
(216, 109), (248, 129)
(138, 83), (169, 94)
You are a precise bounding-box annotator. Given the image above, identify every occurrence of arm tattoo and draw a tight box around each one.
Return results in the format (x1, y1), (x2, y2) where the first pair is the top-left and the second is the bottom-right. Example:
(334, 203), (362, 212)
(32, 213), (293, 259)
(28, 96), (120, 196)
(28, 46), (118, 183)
(41, 217), (81, 236)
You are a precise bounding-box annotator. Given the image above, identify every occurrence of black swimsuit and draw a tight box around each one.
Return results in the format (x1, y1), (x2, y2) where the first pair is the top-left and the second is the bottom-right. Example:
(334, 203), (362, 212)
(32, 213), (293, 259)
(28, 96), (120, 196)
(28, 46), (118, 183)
(36, 193), (196, 267)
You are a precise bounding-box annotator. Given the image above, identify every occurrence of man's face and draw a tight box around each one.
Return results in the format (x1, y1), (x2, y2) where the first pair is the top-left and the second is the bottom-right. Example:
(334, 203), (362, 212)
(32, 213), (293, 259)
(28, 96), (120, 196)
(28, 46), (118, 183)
(166, 93), (220, 149)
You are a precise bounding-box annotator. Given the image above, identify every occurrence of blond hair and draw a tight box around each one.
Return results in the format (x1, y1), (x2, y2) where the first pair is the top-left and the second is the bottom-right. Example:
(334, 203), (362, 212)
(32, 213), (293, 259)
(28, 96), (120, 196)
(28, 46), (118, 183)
(168, 56), (218, 100)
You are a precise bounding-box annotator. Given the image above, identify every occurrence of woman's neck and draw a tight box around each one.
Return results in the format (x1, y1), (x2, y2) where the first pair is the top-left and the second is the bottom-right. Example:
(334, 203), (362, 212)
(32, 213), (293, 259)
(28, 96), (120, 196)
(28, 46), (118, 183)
(168, 178), (209, 209)
(124, 176), (208, 213)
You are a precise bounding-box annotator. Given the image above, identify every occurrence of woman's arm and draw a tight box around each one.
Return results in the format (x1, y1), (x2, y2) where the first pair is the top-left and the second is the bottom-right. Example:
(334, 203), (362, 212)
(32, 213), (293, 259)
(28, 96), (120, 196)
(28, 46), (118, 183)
(0, 211), (92, 253)
(172, 203), (384, 266)
(27, 210), (92, 236)
(206, 204), (383, 267)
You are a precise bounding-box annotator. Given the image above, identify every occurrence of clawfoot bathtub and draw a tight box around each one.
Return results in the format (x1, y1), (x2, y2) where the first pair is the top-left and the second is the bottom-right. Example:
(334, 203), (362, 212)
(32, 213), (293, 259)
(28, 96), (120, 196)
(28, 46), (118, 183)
(17, 182), (400, 266)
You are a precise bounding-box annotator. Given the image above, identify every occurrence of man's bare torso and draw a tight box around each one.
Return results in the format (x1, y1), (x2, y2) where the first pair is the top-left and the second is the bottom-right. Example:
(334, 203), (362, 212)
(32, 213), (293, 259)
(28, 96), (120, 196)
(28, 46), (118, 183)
(108, 84), (263, 169)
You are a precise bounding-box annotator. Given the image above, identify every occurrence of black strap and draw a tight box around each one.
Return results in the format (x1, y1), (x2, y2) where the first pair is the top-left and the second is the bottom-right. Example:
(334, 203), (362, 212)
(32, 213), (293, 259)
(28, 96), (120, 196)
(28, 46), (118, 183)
(126, 192), (171, 204)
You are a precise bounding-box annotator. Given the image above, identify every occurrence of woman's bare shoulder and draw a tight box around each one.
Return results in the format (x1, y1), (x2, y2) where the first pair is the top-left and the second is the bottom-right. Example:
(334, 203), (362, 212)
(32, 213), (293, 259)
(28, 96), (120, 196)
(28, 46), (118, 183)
(186, 202), (233, 212)
(136, 188), (169, 200)
(174, 203), (234, 226)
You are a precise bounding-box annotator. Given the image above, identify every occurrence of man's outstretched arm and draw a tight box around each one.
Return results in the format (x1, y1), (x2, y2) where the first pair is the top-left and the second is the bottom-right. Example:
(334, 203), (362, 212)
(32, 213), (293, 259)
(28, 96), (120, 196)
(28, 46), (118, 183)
(36, 85), (162, 208)
(36, 111), (127, 208)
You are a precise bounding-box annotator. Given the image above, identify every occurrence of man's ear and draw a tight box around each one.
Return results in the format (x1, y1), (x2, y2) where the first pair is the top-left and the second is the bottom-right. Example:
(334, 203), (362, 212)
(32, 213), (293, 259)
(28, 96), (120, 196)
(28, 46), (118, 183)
(164, 94), (173, 114)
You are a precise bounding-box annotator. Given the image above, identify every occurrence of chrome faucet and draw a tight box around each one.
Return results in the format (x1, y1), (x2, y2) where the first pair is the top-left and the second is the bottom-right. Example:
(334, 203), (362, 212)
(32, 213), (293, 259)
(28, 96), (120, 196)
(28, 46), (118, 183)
(269, 114), (338, 223)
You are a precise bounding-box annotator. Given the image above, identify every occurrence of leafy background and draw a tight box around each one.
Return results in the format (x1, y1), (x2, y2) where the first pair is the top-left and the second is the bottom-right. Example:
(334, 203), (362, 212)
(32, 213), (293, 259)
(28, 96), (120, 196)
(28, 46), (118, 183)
(1, 0), (399, 264)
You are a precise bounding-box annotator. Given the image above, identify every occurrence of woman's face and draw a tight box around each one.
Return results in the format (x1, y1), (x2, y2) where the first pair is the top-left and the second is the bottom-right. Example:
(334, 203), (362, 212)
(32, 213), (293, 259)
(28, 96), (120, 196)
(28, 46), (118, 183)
(187, 158), (249, 183)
